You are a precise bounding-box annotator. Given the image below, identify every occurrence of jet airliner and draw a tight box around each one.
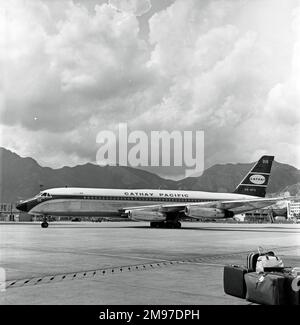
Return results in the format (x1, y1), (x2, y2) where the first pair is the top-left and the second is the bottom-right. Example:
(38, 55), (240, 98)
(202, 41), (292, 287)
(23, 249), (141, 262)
(16, 155), (289, 228)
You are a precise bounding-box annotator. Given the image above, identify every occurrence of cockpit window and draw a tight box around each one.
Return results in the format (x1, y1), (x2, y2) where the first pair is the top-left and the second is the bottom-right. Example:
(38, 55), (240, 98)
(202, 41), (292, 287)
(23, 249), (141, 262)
(41, 192), (51, 197)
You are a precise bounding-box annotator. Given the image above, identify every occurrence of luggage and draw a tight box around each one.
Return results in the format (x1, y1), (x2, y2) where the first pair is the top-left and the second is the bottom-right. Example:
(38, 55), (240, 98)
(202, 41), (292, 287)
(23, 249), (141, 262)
(263, 267), (285, 272)
(282, 273), (300, 305)
(247, 247), (275, 272)
(268, 269), (300, 305)
(226, 247), (299, 305)
(245, 272), (287, 305)
(256, 255), (284, 273)
(247, 252), (260, 272)
(292, 267), (300, 277)
(223, 265), (248, 298)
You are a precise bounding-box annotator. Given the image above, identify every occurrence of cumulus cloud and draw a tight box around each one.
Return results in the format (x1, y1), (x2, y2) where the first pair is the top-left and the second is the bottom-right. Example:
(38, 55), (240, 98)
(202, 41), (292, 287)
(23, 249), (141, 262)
(136, 0), (300, 171)
(0, 0), (299, 179)
(109, 0), (152, 16)
(1, 1), (156, 133)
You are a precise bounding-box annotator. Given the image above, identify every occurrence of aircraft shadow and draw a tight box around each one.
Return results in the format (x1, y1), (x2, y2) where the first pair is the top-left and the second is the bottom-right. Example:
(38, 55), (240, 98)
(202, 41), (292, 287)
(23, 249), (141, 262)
(50, 224), (300, 234)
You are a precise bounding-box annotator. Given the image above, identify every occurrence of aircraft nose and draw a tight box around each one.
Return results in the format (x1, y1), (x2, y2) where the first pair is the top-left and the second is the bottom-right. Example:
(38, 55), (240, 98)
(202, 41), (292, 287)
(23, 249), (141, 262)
(16, 201), (29, 212)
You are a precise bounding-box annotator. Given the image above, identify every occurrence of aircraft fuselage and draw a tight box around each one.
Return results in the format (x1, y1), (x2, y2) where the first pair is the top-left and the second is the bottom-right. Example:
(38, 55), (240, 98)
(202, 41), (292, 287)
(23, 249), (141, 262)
(17, 187), (254, 217)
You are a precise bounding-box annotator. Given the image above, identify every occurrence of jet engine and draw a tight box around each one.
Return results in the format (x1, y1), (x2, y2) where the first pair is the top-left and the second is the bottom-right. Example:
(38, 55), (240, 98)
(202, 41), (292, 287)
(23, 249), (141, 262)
(185, 206), (234, 219)
(126, 210), (166, 222)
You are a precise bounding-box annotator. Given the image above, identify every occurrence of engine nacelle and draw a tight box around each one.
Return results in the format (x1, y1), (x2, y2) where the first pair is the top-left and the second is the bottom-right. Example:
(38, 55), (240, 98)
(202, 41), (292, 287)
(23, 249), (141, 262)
(126, 210), (166, 222)
(185, 206), (233, 219)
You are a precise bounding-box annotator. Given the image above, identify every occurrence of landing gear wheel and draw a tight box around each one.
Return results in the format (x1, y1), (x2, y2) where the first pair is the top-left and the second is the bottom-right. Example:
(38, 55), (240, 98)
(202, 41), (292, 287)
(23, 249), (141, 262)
(150, 221), (181, 229)
(168, 221), (181, 229)
(174, 221), (181, 229)
(168, 222), (176, 229)
(41, 216), (49, 228)
(41, 221), (49, 228)
(150, 221), (160, 228)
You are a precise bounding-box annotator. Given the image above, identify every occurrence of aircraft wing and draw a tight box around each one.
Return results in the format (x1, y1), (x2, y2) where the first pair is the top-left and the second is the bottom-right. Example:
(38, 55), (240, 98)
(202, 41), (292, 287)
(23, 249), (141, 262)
(188, 197), (290, 214)
(123, 203), (186, 213)
(123, 196), (291, 216)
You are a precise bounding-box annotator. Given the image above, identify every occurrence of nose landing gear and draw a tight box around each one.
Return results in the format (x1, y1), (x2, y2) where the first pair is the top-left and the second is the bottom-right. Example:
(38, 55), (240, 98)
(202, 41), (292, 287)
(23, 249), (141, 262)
(41, 216), (49, 228)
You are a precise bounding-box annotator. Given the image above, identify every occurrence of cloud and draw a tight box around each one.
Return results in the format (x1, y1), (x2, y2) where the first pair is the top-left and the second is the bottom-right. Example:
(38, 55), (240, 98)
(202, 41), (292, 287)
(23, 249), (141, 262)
(1, 0), (300, 178)
(109, 0), (152, 16)
(1, 1), (155, 133)
(136, 0), (300, 171)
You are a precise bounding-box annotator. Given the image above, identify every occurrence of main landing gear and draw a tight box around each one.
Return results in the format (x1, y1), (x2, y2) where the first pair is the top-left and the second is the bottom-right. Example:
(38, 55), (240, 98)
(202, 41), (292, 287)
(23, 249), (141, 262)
(41, 216), (49, 228)
(150, 221), (181, 229)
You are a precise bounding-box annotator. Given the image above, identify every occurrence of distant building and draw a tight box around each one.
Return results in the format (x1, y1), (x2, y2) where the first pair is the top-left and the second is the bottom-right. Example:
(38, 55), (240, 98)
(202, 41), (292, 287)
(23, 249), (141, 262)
(243, 210), (271, 223)
(235, 206), (287, 223)
(0, 202), (15, 213)
(0, 202), (32, 221)
(287, 200), (300, 220)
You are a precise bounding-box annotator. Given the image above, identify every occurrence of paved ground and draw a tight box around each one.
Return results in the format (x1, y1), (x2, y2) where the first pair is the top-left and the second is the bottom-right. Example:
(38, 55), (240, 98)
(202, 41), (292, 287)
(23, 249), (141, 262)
(0, 222), (299, 304)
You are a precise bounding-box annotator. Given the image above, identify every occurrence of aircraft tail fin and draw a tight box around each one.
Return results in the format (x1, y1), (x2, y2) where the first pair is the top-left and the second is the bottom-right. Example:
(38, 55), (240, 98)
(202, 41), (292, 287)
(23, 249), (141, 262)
(233, 155), (274, 198)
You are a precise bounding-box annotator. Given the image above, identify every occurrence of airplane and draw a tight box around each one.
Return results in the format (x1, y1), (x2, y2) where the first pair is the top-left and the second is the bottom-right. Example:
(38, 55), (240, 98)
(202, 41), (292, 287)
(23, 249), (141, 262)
(16, 155), (289, 229)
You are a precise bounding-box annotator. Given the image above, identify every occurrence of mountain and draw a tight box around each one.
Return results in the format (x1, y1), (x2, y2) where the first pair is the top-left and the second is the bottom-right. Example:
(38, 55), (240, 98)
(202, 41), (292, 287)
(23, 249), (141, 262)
(272, 182), (300, 197)
(0, 147), (299, 202)
(176, 161), (300, 194)
(0, 147), (176, 202)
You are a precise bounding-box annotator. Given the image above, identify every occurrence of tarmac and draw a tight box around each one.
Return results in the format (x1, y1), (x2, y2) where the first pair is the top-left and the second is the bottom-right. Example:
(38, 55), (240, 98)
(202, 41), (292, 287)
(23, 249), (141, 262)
(0, 222), (299, 305)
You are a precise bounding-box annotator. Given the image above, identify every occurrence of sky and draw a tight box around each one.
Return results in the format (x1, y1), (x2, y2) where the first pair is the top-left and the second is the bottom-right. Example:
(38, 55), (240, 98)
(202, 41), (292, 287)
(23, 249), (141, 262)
(0, 0), (300, 179)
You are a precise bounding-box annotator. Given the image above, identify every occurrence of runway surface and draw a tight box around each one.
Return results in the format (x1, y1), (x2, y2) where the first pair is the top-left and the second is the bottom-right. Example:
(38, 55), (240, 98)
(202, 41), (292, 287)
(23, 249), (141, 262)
(0, 222), (299, 304)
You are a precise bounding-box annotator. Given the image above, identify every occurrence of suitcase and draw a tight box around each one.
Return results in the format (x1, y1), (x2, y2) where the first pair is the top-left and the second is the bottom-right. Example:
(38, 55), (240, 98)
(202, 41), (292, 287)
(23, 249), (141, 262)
(247, 250), (275, 272)
(223, 265), (248, 299)
(283, 273), (299, 305)
(245, 272), (287, 305)
(247, 253), (259, 272)
(267, 270), (299, 305)
(256, 255), (284, 273)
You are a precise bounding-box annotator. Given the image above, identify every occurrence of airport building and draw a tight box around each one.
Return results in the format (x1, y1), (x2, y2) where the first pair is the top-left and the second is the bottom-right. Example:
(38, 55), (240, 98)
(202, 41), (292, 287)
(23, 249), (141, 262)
(234, 206), (288, 223)
(0, 202), (32, 221)
(287, 200), (300, 220)
(237, 210), (272, 223)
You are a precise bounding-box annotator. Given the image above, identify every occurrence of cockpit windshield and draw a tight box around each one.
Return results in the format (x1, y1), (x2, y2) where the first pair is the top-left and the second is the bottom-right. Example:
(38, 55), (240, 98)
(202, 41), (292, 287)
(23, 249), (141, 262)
(34, 192), (51, 198)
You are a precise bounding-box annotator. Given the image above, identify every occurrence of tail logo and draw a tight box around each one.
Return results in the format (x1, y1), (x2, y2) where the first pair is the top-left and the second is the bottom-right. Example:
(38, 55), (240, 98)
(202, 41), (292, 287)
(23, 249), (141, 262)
(249, 174), (266, 185)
